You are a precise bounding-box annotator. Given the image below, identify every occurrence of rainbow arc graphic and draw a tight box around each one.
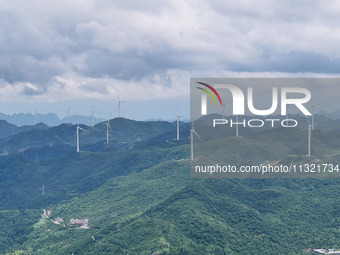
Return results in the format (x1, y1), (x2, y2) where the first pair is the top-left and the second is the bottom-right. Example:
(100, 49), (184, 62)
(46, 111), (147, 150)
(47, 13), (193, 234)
(196, 82), (222, 106)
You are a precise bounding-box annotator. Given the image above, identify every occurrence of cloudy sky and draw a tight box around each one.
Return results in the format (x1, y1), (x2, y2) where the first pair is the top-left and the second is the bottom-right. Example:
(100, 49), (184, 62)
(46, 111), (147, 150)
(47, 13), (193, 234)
(1, 0), (340, 120)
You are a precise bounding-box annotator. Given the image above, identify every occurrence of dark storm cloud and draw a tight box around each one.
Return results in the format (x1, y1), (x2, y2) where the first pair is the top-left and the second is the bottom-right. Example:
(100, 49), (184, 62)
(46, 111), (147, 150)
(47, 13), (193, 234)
(22, 85), (46, 96)
(78, 49), (153, 80)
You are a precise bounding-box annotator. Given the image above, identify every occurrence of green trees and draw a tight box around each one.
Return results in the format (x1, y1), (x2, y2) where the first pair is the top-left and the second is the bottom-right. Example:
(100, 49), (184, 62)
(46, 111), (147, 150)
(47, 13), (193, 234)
(0, 210), (39, 254)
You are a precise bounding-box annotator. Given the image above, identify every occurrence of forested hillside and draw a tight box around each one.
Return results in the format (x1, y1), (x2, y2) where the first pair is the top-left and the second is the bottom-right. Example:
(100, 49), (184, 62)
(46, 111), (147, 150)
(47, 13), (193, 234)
(0, 117), (339, 254)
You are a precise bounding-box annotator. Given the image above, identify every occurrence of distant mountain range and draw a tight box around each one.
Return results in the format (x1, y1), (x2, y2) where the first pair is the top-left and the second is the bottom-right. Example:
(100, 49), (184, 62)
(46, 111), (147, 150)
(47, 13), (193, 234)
(0, 120), (49, 139)
(319, 109), (340, 119)
(0, 110), (338, 127)
(0, 112), (106, 127)
(0, 117), (183, 159)
(0, 113), (339, 151)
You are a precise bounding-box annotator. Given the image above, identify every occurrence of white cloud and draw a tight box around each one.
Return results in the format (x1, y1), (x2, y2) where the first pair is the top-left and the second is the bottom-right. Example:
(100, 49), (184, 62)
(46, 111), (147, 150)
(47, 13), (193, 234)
(0, 0), (340, 105)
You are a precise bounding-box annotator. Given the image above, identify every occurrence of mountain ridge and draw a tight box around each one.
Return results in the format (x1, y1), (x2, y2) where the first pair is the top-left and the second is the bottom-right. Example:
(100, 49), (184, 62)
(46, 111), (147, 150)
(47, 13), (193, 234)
(0, 117), (339, 254)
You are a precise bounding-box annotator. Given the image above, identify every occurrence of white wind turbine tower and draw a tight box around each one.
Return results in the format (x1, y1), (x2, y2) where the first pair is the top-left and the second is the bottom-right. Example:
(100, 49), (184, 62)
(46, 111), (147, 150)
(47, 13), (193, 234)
(235, 115), (239, 137)
(305, 118), (317, 157)
(222, 101), (230, 119)
(176, 105), (184, 140)
(307, 119), (312, 157)
(65, 106), (71, 123)
(311, 103), (321, 130)
(103, 114), (113, 143)
(91, 103), (100, 127)
(189, 121), (202, 161)
(34, 107), (39, 125)
(116, 92), (127, 118)
(75, 124), (87, 152)
(286, 105), (290, 120)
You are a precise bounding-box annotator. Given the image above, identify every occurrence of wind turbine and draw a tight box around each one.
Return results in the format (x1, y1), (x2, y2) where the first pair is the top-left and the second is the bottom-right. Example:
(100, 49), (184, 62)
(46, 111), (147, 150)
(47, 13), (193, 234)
(305, 118), (317, 157)
(91, 103), (100, 127)
(222, 101), (230, 119)
(306, 119), (312, 157)
(286, 105), (290, 120)
(189, 121), (202, 161)
(103, 114), (113, 143)
(235, 115), (239, 137)
(75, 124), (87, 152)
(65, 106), (71, 123)
(116, 92), (127, 118)
(34, 107), (39, 125)
(176, 105), (184, 140)
(311, 103), (321, 130)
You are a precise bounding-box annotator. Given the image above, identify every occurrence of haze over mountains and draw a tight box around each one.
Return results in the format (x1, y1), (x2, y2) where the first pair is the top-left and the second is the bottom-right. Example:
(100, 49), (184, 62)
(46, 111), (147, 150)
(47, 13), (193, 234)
(0, 113), (339, 160)
(0, 112), (106, 127)
(1, 109), (340, 127)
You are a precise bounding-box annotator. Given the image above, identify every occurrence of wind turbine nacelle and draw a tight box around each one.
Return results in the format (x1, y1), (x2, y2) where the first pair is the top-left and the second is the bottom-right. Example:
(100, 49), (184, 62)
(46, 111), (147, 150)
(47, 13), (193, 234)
(201, 85), (312, 116)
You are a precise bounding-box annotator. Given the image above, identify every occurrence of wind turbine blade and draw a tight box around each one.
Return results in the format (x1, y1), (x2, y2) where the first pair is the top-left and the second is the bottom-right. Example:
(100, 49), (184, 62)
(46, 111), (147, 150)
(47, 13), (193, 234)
(193, 130), (202, 140)
(116, 92), (120, 101)
(188, 133), (192, 141)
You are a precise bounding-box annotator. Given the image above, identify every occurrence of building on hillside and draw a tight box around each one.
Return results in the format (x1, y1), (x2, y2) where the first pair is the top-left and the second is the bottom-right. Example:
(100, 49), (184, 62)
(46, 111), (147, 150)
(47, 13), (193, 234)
(69, 218), (90, 229)
(54, 217), (64, 224)
(313, 248), (340, 254)
(43, 209), (52, 217)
